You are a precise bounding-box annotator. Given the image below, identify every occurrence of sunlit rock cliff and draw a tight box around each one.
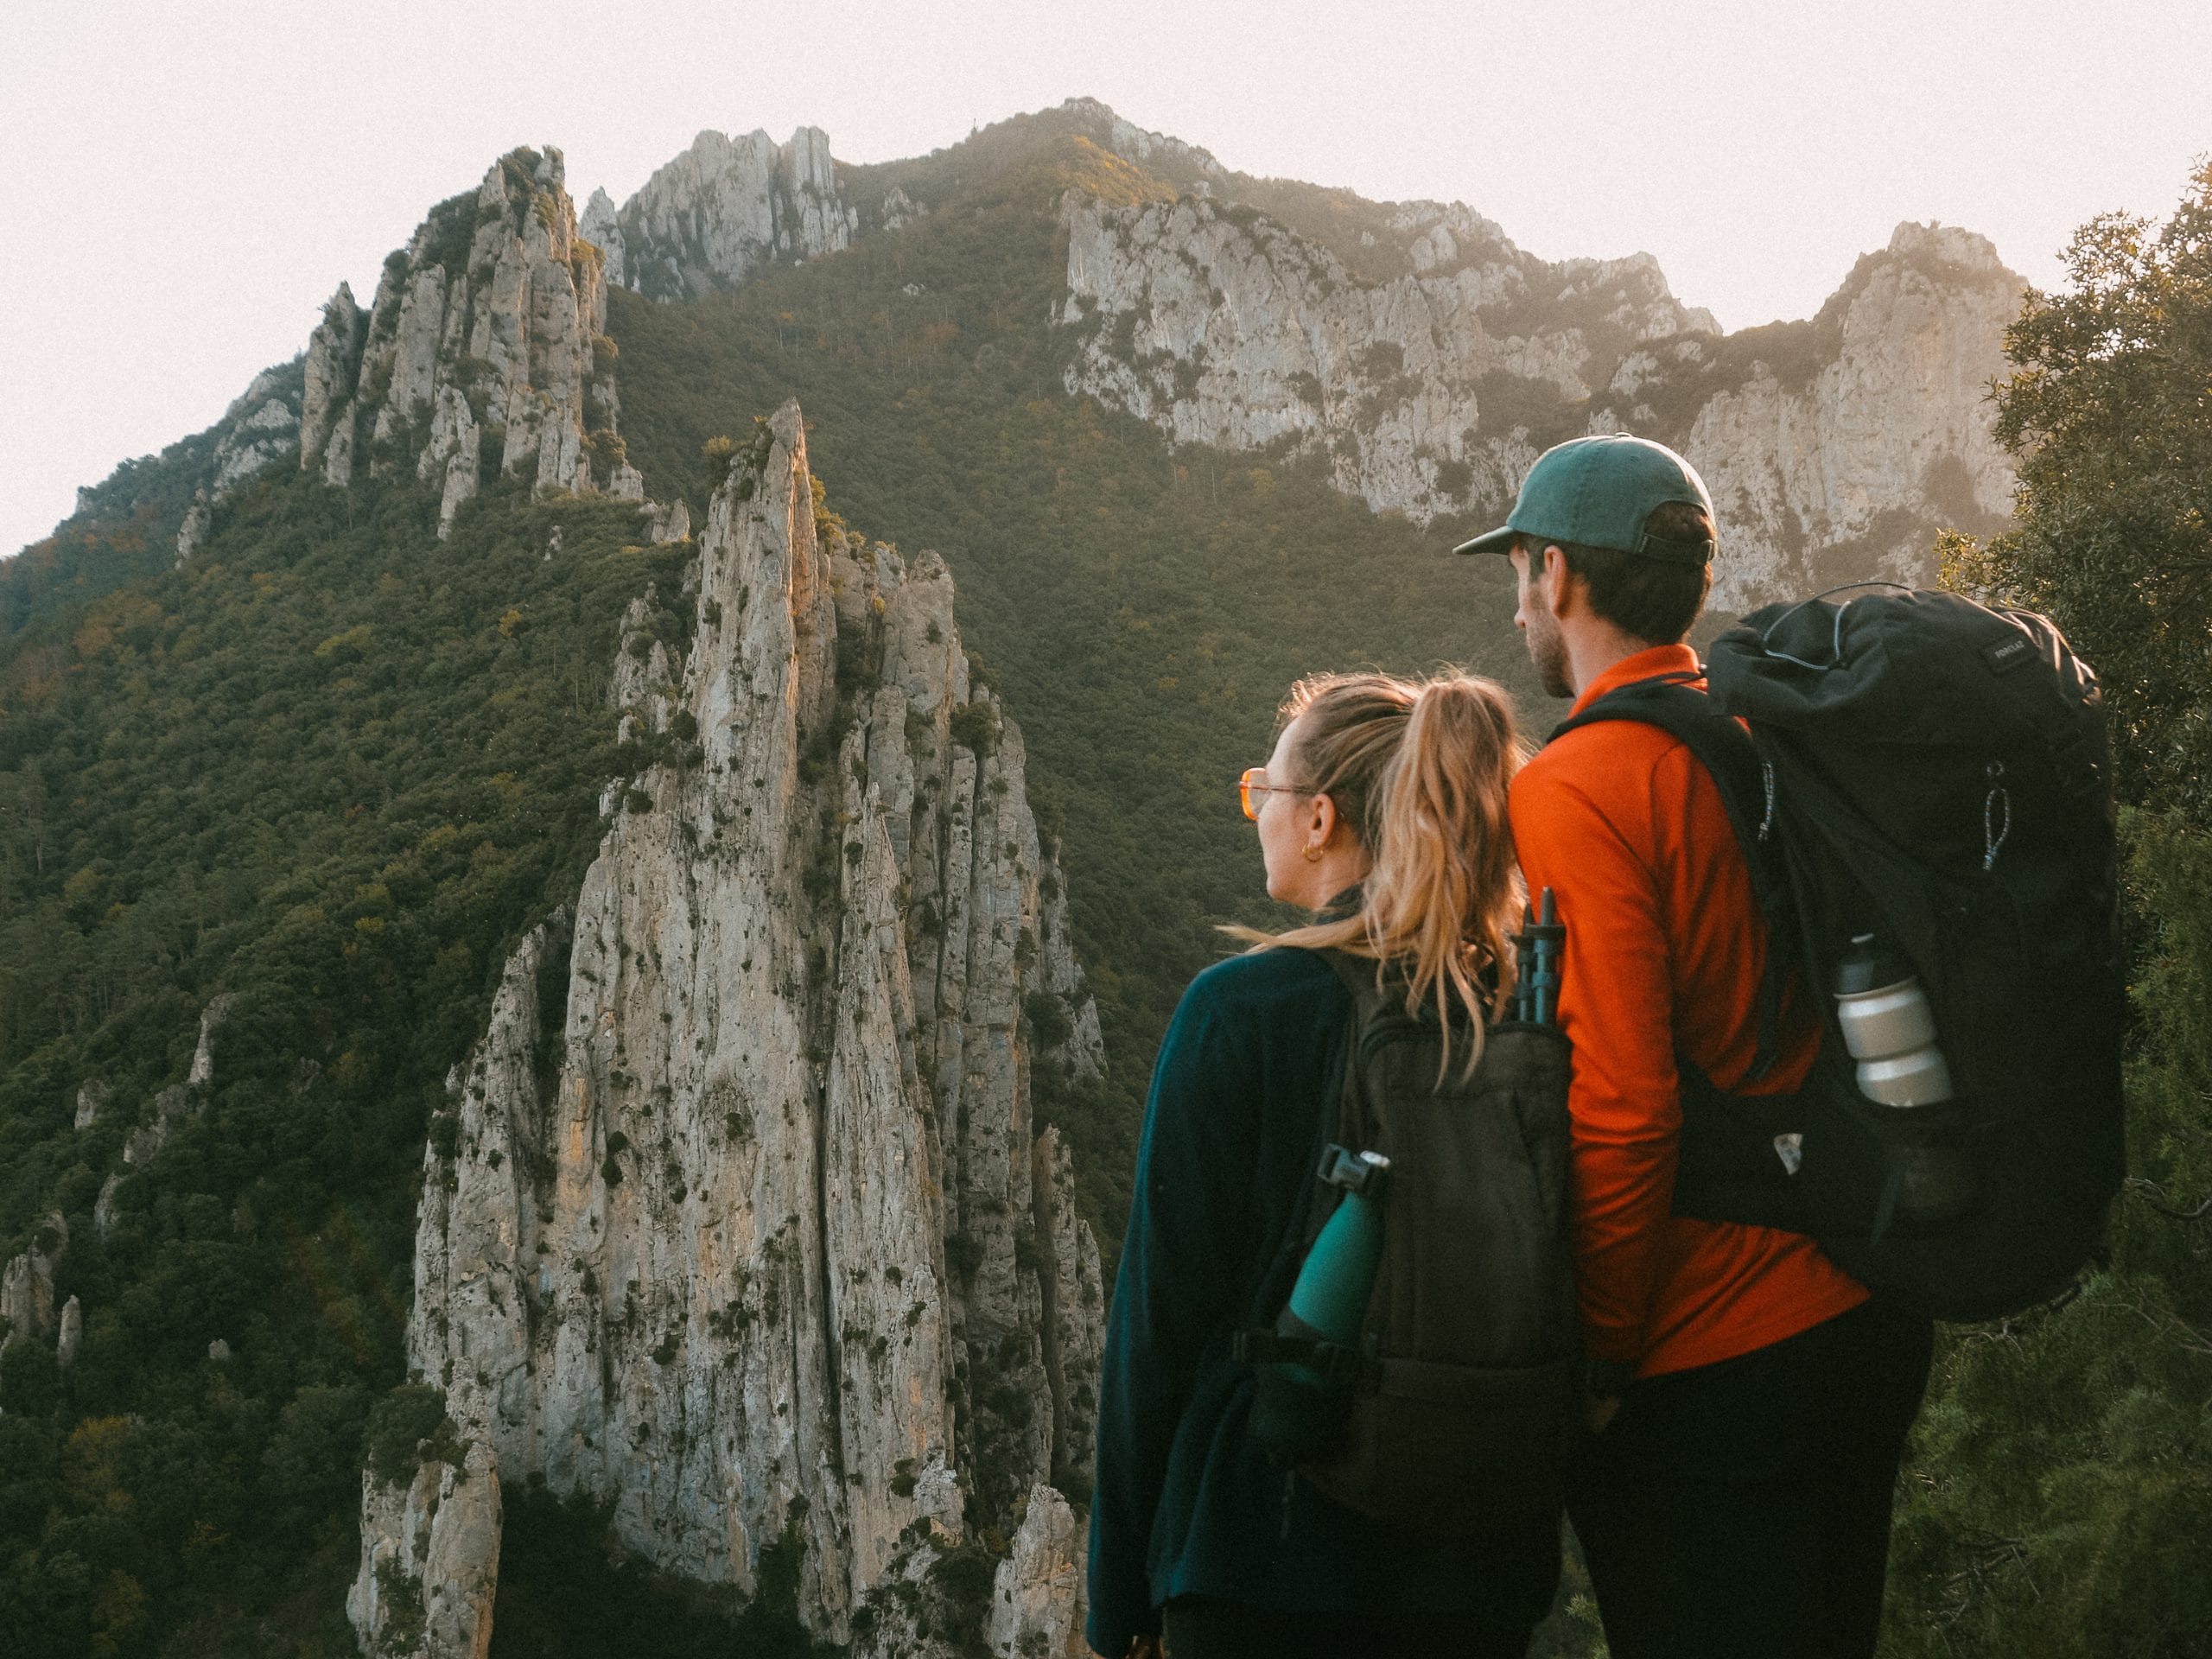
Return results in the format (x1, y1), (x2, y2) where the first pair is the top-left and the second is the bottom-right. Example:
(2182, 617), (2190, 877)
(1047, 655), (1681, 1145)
(347, 403), (1104, 1658)
(299, 147), (620, 538)
(1630, 222), (2022, 607)
(1057, 187), (1719, 524)
(586, 126), (857, 300)
(1046, 130), (2021, 604)
(60, 102), (2021, 611)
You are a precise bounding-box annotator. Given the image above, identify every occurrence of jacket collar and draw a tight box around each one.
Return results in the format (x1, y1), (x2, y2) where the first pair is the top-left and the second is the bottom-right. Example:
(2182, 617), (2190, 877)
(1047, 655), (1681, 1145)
(1567, 643), (1702, 718)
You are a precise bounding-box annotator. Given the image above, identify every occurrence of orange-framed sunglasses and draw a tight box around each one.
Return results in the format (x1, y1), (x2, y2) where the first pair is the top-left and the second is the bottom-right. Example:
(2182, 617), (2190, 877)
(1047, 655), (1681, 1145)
(1238, 767), (1317, 821)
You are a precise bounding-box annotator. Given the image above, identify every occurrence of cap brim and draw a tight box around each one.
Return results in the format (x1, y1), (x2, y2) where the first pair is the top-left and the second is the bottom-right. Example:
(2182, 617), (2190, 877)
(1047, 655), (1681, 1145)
(1451, 524), (1517, 556)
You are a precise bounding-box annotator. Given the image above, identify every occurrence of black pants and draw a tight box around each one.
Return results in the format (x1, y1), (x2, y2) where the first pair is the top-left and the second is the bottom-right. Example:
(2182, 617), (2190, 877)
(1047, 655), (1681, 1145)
(1567, 1297), (1934, 1659)
(1160, 1596), (1536, 1658)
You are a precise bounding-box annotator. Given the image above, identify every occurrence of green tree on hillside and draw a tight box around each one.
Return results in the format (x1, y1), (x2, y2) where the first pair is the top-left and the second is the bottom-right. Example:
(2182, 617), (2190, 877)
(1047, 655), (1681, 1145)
(1891, 162), (2212, 1657)
(1945, 162), (2212, 815)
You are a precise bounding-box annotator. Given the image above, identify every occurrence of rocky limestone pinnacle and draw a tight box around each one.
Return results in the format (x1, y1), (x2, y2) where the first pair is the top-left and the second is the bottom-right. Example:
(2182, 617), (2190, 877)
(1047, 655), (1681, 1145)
(1656, 219), (2024, 607)
(353, 402), (1105, 1656)
(346, 1440), (501, 1658)
(601, 126), (857, 301)
(88, 992), (235, 1241)
(0, 1214), (63, 1362)
(73, 1080), (108, 1132)
(175, 491), (211, 565)
(293, 145), (616, 537)
(987, 1484), (1089, 1658)
(580, 187), (624, 288)
(300, 282), (366, 467)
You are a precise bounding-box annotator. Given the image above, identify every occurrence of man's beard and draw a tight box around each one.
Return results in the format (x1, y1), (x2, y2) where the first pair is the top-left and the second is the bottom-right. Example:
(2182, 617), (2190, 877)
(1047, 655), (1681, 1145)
(1526, 608), (1573, 698)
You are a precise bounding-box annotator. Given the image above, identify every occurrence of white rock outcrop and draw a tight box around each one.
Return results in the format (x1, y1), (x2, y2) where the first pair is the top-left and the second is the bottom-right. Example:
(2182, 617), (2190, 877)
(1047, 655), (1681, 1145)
(604, 127), (857, 301)
(175, 491), (212, 564)
(74, 1080), (109, 1131)
(301, 282), (366, 467)
(1058, 189), (1715, 524)
(1057, 158), (2019, 597)
(347, 1440), (501, 1659)
(580, 187), (624, 288)
(56, 1295), (81, 1368)
(1664, 223), (2023, 607)
(355, 402), (1103, 1654)
(988, 1485), (1087, 1659)
(298, 146), (616, 537)
(0, 1213), (64, 1361)
(210, 367), (303, 494)
(87, 993), (235, 1239)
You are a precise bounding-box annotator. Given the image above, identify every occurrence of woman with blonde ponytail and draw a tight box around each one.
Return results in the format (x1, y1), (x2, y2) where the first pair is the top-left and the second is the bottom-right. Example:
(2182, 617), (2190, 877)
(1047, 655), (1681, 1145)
(1087, 672), (1557, 1659)
(1242, 673), (1527, 1071)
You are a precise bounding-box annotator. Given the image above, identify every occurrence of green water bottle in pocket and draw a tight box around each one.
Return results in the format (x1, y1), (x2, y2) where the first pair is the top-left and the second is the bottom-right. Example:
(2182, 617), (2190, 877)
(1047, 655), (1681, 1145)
(1245, 1146), (1390, 1463)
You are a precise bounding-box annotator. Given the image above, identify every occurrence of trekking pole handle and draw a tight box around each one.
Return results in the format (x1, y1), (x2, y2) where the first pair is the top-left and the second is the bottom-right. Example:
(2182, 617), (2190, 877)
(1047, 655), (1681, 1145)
(1529, 887), (1564, 1027)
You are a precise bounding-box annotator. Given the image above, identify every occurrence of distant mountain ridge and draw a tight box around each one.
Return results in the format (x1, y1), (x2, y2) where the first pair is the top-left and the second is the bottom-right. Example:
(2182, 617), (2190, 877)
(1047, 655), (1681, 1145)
(16, 97), (2020, 618)
(581, 98), (2020, 607)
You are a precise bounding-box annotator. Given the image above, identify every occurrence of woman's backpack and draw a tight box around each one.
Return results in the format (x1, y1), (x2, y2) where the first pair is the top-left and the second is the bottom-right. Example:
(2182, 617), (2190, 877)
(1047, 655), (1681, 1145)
(1236, 950), (1580, 1537)
(1556, 586), (2126, 1322)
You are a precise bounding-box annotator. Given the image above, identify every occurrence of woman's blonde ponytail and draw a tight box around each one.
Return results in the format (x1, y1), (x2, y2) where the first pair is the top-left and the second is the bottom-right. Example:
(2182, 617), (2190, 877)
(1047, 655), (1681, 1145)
(1231, 671), (1526, 1076)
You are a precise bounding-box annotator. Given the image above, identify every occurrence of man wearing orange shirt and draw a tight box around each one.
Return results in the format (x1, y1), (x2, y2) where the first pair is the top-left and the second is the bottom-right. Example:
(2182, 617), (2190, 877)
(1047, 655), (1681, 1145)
(1456, 436), (1933, 1659)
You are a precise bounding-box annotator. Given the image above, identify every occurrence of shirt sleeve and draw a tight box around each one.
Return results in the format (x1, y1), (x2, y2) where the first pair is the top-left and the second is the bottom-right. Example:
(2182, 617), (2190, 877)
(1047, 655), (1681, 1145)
(1085, 975), (1260, 1655)
(1510, 760), (1681, 1372)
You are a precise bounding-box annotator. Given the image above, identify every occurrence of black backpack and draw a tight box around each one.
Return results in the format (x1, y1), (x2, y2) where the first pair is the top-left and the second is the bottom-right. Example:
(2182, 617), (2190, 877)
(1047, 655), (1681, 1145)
(1555, 586), (2125, 1323)
(1236, 950), (1580, 1536)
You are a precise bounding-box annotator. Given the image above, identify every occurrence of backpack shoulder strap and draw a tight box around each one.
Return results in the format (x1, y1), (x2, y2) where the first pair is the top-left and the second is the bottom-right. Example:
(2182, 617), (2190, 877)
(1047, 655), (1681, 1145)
(1314, 946), (1389, 1020)
(1241, 948), (1365, 1332)
(1550, 672), (1790, 1077)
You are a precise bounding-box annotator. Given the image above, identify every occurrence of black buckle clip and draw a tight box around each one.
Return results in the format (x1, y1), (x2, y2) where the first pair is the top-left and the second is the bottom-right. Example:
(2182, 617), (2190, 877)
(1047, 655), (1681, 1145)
(1318, 1144), (1391, 1198)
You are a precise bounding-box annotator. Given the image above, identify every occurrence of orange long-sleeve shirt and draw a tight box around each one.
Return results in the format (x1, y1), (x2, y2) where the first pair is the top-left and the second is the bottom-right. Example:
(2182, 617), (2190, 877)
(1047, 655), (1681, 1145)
(1509, 644), (1868, 1379)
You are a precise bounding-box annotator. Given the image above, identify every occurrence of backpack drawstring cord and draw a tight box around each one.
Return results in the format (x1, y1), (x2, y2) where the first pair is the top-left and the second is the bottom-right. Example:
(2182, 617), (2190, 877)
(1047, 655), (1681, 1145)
(1984, 761), (2012, 872)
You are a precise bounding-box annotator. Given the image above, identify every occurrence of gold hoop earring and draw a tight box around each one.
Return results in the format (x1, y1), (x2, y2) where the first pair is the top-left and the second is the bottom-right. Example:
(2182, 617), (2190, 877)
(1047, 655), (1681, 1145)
(1302, 845), (1324, 863)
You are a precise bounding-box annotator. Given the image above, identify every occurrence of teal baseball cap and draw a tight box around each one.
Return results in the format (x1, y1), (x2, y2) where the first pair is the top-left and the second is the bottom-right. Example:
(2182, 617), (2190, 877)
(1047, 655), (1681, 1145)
(1452, 434), (1717, 563)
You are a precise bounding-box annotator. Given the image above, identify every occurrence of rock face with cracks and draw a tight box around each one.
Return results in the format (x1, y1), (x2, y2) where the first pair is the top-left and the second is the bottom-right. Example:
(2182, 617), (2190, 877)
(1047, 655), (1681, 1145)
(352, 403), (1104, 1656)
(593, 126), (857, 301)
(1058, 188), (1719, 524)
(1058, 175), (2022, 601)
(1656, 223), (2024, 607)
(296, 146), (622, 539)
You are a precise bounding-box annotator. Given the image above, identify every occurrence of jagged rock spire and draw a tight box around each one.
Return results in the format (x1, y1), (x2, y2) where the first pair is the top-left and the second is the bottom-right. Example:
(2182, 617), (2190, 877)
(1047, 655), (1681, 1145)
(597, 126), (858, 300)
(298, 146), (618, 537)
(353, 403), (1103, 1656)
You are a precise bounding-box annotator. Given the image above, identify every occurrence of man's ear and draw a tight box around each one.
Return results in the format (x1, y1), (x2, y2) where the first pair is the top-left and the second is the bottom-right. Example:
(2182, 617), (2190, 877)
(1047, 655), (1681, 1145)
(1537, 544), (1572, 617)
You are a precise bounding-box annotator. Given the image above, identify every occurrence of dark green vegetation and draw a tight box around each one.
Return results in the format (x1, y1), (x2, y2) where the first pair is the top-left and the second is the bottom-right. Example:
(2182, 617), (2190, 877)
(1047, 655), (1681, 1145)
(609, 117), (1541, 1239)
(0, 462), (687, 1653)
(488, 1488), (836, 1659)
(1885, 165), (2212, 1657)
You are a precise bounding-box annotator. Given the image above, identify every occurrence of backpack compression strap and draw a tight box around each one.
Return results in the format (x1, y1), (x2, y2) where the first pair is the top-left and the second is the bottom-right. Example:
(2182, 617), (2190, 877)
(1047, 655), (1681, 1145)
(1549, 672), (1791, 1078)
(1237, 950), (1367, 1338)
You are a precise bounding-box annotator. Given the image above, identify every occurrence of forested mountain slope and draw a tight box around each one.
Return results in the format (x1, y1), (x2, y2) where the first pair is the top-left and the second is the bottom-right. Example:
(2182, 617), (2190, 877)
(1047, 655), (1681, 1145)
(0, 152), (1106, 1659)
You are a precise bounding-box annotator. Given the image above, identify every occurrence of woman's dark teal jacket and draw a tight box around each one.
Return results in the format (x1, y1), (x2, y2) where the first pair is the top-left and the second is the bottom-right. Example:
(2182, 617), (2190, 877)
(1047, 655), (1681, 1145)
(1084, 947), (1559, 1654)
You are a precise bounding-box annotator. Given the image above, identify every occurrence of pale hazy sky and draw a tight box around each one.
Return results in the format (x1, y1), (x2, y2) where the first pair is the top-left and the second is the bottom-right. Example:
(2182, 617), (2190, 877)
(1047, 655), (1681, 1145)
(4, 0), (2209, 563)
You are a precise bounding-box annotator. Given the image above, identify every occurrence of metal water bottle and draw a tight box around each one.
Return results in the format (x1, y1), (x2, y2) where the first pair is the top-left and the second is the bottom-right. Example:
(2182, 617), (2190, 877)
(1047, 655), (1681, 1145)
(1278, 1148), (1390, 1353)
(1833, 934), (1974, 1221)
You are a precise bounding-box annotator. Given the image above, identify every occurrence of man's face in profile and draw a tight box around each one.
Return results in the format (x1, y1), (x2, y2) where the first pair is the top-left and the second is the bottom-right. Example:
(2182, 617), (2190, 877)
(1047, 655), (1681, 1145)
(1510, 542), (1573, 699)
